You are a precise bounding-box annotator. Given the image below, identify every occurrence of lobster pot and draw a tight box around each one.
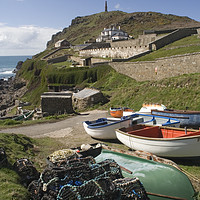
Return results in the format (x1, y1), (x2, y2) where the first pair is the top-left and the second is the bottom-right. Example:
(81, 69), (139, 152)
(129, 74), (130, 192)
(57, 177), (121, 200)
(13, 158), (39, 187)
(28, 180), (43, 200)
(96, 159), (123, 180)
(113, 177), (150, 200)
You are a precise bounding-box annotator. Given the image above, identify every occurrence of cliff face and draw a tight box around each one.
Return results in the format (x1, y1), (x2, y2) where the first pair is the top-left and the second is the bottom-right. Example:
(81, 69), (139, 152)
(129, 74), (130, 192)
(46, 11), (200, 48)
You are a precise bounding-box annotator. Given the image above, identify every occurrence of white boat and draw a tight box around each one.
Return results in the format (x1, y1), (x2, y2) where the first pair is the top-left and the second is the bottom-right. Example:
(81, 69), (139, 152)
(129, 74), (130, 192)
(131, 113), (180, 127)
(116, 124), (200, 158)
(83, 113), (179, 140)
(83, 116), (135, 139)
(123, 103), (166, 116)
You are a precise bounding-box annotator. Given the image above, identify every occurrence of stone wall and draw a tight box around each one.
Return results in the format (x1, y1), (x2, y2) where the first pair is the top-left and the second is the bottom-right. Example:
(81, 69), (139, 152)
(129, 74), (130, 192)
(47, 55), (69, 64)
(109, 52), (200, 81)
(80, 34), (157, 59)
(80, 45), (150, 59)
(70, 56), (109, 66)
(150, 29), (197, 50)
(41, 92), (74, 115)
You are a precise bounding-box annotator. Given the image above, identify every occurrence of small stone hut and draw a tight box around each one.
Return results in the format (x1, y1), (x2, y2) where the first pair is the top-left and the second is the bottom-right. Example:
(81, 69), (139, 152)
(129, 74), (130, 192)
(72, 88), (105, 110)
(41, 92), (74, 115)
(55, 39), (71, 48)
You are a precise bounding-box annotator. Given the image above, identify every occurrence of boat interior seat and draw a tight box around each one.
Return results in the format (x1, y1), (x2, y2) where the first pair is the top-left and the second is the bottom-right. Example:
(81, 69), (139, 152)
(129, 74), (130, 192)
(89, 121), (108, 127)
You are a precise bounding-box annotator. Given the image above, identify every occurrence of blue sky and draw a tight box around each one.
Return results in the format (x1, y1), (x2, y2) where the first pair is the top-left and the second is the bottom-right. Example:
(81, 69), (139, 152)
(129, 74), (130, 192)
(0, 0), (200, 56)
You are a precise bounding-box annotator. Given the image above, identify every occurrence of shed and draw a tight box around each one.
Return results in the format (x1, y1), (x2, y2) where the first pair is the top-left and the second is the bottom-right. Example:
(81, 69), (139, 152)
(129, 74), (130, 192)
(72, 88), (106, 110)
(41, 92), (74, 115)
(55, 39), (71, 48)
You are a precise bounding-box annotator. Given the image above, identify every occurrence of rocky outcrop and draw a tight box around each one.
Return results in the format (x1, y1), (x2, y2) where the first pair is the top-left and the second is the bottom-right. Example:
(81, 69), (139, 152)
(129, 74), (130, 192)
(0, 77), (27, 117)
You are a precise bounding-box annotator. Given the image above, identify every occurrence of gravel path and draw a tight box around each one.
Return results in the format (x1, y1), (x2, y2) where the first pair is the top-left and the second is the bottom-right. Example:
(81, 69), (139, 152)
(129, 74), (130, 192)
(0, 110), (108, 140)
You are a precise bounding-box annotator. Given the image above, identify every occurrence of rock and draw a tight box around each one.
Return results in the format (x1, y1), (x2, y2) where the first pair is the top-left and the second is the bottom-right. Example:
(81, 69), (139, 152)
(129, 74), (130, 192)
(0, 77), (27, 116)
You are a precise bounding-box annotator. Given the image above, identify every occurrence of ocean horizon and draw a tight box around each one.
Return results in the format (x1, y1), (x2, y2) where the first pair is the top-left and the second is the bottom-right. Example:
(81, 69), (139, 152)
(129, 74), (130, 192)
(0, 55), (32, 80)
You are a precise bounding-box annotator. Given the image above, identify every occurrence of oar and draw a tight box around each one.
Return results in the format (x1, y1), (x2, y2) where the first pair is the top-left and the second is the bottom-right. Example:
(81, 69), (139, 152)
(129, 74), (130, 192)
(147, 192), (187, 200)
(119, 165), (133, 174)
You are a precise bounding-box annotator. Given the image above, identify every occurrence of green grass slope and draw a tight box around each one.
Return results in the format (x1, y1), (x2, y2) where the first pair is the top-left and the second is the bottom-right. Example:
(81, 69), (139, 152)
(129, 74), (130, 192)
(47, 11), (200, 48)
(93, 70), (200, 111)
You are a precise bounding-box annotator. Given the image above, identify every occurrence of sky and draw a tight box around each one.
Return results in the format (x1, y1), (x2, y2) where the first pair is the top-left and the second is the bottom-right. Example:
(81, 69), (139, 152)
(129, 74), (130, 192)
(0, 0), (200, 56)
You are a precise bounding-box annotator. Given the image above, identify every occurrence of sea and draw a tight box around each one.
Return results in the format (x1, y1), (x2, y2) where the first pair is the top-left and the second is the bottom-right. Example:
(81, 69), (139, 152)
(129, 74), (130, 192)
(0, 56), (32, 80)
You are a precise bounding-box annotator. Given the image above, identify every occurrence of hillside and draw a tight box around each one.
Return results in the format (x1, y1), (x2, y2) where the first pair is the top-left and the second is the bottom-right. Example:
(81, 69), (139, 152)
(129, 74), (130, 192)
(14, 11), (200, 111)
(47, 11), (200, 48)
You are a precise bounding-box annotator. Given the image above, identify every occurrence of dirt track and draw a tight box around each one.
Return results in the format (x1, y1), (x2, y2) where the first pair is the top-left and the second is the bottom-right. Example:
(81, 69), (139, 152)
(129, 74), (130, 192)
(0, 110), (109, 146)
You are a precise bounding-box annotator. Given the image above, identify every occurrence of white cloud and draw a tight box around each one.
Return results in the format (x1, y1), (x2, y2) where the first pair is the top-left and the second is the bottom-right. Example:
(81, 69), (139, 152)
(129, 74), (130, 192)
(115, 3), (120, 9)
(0, 24), (60, 56)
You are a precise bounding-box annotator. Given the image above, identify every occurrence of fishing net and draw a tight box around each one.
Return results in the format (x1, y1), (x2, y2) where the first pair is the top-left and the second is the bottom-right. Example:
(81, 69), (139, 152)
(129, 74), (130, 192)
(113, 177), (150, 200)
(0, 147), (7, 167)
(13, 158), (40, 187)
(47, 149), (79, 167)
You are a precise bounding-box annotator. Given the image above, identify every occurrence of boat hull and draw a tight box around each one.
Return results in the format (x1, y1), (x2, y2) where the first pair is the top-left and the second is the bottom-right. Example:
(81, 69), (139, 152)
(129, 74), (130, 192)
(151, 109), (200, 128)
(83, 118), (132, 139)
(109, 108), (123, 118)
(116, 126), (200, 158)
(96, 149), (195, 200)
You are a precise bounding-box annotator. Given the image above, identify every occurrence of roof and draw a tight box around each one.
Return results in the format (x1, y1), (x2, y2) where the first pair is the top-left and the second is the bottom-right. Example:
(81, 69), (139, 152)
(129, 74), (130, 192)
(41, 92), (72, 99)
(73, 88), (100, 99)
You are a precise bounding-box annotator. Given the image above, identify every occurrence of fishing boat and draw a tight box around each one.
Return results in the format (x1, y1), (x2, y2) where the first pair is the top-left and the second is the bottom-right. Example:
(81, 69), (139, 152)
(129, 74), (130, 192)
(110, 107), (134, 118)
(123, 103), (166, 116)
(83, 114), (180, 140)
(131, 113), (180, 127)
(83, 116), (134, 139)
(116, 124), (200, 158)
(138, 103), (166, 114)
(96, 146), (197, 200)
(151, 109), (200, 128)
(71, 143), (102, 158)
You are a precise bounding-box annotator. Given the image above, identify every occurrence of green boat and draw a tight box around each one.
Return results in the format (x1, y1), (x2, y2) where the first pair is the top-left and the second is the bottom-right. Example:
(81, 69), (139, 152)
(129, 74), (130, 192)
(96, 148), (197, 200)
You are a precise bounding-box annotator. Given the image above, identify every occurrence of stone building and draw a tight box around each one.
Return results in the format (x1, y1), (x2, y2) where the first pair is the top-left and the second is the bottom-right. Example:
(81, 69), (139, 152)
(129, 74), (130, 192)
(41, 92), (74, 115)
(72, 88), (106, 110)
(55, 39), (71, 48)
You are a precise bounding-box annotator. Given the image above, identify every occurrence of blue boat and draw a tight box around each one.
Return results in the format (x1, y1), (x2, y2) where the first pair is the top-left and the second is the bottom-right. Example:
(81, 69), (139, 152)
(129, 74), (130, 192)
(151, 109), (200, 128)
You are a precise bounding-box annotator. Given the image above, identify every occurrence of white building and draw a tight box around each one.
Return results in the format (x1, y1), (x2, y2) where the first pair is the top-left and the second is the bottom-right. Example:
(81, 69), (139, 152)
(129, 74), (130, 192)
(96, 26), (129, 42)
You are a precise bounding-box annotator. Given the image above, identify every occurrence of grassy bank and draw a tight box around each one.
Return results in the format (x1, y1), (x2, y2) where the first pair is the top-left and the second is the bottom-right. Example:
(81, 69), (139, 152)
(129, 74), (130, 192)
(0, 133), (66, 200)
(92, 71), (200, 111)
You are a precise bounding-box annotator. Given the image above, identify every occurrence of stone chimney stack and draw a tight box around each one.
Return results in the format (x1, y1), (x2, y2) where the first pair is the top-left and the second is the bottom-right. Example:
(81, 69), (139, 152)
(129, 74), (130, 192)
(105, 1), (108, 12)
